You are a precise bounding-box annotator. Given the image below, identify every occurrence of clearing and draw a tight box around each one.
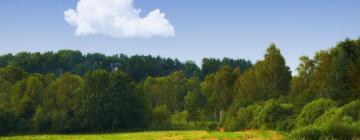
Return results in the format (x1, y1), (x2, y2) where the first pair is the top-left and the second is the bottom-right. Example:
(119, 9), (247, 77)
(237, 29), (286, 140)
(0, 130), (283, 140)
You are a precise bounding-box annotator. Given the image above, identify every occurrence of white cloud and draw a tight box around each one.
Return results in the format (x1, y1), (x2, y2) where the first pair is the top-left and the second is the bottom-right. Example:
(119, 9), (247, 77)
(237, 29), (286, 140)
(64, 0), (175, 38)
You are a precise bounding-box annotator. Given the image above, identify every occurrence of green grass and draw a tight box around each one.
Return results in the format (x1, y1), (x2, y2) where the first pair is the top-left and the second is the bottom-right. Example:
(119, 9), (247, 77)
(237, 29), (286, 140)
(0, 130), (283, 140)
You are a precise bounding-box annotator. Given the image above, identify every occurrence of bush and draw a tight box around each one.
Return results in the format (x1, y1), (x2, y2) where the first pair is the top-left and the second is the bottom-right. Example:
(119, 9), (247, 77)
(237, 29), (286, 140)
(313, 108), (340, 125)
(151, 105), (171, 129)
(224, 104), (263, 131)
(207, 121), (218, 131)
(290, 125), (322, 140)
(170, 110), (189, 129)
(324, 122), (359, 140)
(224, 100), (295, 132)
(296, 98), (336, 127)
(291, 100), (360, 140)
(338, 100), (360, 121)
(290, 119), (360, 140)
(224, 106), (253, 131)
(314, 100), (360, 126)
(254, 100), (295, 131)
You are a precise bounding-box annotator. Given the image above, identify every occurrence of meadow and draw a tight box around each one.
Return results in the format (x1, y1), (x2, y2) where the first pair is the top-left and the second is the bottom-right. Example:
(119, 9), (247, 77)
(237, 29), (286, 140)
(0, 130), (283, 140)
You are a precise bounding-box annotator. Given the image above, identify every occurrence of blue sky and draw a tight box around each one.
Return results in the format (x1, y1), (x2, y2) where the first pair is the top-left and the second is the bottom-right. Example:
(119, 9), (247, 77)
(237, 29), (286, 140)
(1, 0), (360, 73)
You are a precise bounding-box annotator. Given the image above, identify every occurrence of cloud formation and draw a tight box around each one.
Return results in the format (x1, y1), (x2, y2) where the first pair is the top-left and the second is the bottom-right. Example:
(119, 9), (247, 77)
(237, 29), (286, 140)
(64, 0), (175, 38)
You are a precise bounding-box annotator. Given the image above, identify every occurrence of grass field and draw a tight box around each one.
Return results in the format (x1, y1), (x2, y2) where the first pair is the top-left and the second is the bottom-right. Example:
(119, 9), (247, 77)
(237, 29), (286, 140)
(0, 130), (283, 140)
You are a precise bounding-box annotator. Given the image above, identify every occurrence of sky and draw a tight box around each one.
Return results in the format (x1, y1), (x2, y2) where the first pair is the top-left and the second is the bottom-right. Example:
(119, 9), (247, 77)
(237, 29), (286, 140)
(1, 0), (360, 73)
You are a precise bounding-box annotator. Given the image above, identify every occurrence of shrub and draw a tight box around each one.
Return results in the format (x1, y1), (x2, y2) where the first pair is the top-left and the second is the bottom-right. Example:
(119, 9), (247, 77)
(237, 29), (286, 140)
(314, 100), (360, 126)
(151, 105), (171, 129)
(290, 119), (360, 140)
(225, 100), (296, 132)
(224, 103), (264, 131)
(207, 121), (218, 131)
(291, 100), (360, 140)
(254, 100), (295, 131)
(224, 106), (253, 131)
(338, 100), (360, 121)
(224, 113), (236, 131)
(296, 98), (336, 127)
(314, 108), (340, 125)
(170, 110), (189, 129)
(323, 122), (359, 140)
(290, 125), (322, 140)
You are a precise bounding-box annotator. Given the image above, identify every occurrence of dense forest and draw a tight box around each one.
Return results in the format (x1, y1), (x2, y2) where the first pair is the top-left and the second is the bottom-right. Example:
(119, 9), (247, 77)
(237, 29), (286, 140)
(1, 38), (360, 139)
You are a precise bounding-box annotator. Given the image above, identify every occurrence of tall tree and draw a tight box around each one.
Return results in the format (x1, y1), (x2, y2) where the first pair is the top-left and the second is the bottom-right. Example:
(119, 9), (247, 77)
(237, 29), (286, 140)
(107, 70), (150, 129)
(201, 66), (237, 124)
(143, 71), (187, 112)
(323, 39), (360, 104)
(255, 44), (292, 99)
(234, 44), (291, 106)
(46, 73), (84, 132)
(288, 56), (316, 109)
(76, 69), (111, 131)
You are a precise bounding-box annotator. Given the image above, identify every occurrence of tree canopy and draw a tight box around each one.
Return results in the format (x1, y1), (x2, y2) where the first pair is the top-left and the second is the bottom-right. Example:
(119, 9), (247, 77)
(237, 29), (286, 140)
(1, 38), (360, 139)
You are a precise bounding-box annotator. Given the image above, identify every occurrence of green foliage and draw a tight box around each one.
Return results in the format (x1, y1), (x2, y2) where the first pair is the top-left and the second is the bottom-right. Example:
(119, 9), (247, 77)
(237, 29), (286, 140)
(338, 99), (360, 121)
(184, 91), (206, 121)
(224, 104), (258, 131)
(0, 106), (16, 134)
(0, 50), (252, 82)
(76, 69), (111, 131)
(201, 66), (237, 124)
(255, 44), (292, 99)
(207, 122), (218, 131)
(290, 121), (360, 140)
(201, 58), (252, 78)
(225, 100), (295, 132)
(46, 73), (84, 132)
(1, 38), (360, 137)
(234, 44), (291, 106)
(289, 39), (360, 139)
(183, 61), (201, 78)
(0, 51), (206, 81)
(314, 100), (360, 125)
(151, 105), (171, 129)
(296, 98), (336, 127)
(170, 110), (190, 129)
(288, 56), (317, 111)
(224, 45), (293, 132)
(291, 99), (360, 139)
(31, 106), (50, 132)
(15, 118), (29, 132)
(107, 70), (150, 130)
(143, 71), (188, 112)
(313, 108), (340, 126)
(324, 46), (352, 105)
(0, 66), (28, 83)
(255, 100), (295, 131)
(289, 125), (322, 140)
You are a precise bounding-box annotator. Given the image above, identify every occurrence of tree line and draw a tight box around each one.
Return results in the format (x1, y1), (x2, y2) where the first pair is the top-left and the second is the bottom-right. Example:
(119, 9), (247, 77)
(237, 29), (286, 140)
(1, 38), (360, 139)
(0, 51), (251, 81)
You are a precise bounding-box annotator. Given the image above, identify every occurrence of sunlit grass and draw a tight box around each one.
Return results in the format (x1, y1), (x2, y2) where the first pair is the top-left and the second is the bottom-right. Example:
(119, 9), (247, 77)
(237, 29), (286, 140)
(0, 130), (283, 140)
